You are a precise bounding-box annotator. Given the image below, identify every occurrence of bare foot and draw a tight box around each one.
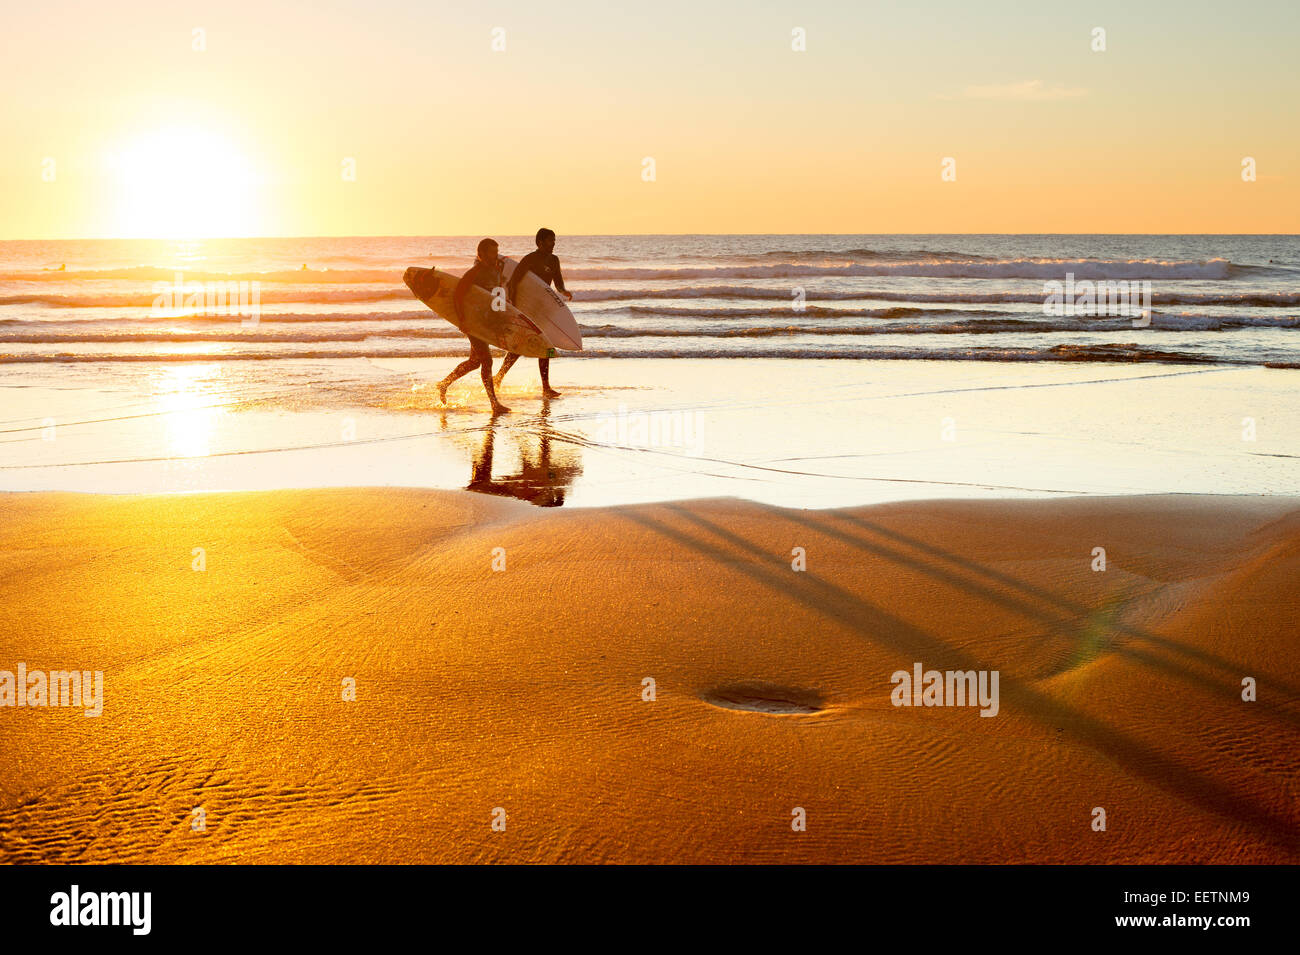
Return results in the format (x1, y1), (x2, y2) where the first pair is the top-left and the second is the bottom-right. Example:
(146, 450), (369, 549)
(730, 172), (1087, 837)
(542, 387), (561, 398)
(437, 379), (449, 405)
(491, 402), (511, 416)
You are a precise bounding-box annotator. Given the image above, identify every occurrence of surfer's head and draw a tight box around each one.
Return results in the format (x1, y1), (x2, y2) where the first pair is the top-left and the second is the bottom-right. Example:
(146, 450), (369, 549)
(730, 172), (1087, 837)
(475, 237), (499, 264)
(535, 228), (556, 253)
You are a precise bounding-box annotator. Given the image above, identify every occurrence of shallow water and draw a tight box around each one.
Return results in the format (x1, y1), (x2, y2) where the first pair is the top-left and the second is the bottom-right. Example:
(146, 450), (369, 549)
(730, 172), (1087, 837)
(2, 358), (1295, 508)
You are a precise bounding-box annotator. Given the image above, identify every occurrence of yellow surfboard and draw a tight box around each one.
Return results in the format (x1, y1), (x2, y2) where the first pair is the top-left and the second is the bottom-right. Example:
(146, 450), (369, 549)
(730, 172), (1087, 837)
(403, 266), (556, 359)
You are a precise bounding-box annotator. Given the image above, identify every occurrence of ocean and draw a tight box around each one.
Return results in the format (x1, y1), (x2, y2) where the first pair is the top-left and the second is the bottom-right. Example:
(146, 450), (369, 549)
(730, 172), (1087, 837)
(1, 234), (1297, 366)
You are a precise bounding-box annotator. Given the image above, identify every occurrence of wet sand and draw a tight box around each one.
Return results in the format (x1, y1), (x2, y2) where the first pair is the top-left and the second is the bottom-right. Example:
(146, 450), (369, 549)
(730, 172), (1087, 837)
(2, 359), (1298, 506)
(1, 488), (1296, 863)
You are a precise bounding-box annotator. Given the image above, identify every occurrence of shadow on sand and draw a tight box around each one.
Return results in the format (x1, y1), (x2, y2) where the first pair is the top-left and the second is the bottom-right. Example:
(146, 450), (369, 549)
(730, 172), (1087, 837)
(617, 500), (1300, 857)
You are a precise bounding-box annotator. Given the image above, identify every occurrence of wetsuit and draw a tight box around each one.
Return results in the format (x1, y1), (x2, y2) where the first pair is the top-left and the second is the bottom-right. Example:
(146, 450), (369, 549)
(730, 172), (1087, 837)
(507, 250), (567, 302)
(454, 259), (503, 320)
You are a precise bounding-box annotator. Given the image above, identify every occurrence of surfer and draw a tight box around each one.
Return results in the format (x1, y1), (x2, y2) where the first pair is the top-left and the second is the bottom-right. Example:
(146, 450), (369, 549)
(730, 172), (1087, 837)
(495, 228), (571, 398)
(436, 238), (510, 415)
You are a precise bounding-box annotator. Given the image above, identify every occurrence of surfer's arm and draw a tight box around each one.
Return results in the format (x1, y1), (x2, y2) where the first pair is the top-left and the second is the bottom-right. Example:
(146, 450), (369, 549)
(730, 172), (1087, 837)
(506, 251), (534, 303)
(552, 256), (572, 299)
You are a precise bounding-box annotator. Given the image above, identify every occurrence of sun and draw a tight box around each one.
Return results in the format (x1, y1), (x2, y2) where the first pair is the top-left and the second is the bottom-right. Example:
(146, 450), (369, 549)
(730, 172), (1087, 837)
(107, 126), (264, 239)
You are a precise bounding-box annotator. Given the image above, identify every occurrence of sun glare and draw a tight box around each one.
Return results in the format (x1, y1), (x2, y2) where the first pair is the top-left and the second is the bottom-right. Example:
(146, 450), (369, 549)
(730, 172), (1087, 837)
(107, 126), (263, 239)
(154, 364), (225, 459)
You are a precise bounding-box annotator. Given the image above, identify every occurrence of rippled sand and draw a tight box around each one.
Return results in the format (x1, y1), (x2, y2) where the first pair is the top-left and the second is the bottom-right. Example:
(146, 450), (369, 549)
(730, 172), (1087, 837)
(1, 489), (1295, 863)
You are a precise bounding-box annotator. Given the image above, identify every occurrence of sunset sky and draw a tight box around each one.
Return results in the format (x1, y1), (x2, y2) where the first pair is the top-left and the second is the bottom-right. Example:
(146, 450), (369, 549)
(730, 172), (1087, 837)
(3, 0), (1297, 238)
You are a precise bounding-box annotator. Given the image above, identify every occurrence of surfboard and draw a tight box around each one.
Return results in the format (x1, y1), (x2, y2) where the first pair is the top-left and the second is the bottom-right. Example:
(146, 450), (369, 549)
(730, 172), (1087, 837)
(403, 266), (556, 359)
(500, 257), (583, 351)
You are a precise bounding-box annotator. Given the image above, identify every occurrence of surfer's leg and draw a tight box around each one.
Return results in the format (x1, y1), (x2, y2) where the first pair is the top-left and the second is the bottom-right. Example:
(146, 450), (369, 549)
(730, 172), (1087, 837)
(493, 352), (520, 388)
(438, 344), (482, 403)
(539, 358), (560, 398)
(474, 339), (509, 414)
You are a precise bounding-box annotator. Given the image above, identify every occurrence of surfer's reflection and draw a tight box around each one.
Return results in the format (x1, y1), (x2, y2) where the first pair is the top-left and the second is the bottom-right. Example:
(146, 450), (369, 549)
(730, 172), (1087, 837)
(465, 398), (582, 507)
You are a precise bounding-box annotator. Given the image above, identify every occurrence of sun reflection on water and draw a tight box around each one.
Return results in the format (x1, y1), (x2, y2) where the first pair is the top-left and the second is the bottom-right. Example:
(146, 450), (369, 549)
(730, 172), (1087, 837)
(153, 364), (226, 459)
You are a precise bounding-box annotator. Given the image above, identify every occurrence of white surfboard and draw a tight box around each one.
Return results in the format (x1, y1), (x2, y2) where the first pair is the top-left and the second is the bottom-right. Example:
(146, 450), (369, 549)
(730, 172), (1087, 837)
(500, 256), (583, 351)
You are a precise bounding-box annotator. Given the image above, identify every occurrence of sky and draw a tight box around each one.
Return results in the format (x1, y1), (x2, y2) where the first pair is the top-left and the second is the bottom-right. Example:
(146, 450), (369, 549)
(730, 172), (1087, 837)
(2, 0), (1297, 238)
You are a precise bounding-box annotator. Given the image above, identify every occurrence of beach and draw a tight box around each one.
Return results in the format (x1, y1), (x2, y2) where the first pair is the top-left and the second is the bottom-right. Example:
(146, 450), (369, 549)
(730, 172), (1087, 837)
(3, 0), (1298, 918)
(1, 487), (1297, 864)
(1, 235), (1297, 866)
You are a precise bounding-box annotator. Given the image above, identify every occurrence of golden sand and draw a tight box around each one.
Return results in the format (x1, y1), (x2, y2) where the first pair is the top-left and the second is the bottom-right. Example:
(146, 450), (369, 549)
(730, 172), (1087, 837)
(0, 489), (1296, 863)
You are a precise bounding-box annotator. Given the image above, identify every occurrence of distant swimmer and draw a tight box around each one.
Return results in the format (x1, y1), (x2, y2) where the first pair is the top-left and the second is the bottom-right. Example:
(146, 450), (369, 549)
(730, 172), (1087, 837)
(495, 228), (571, 398)
(435, 237), (510, 415)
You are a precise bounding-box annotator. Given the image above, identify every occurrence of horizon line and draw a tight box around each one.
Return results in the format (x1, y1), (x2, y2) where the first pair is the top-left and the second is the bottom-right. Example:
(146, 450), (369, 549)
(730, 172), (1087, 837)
(3, 232), (1298, 242)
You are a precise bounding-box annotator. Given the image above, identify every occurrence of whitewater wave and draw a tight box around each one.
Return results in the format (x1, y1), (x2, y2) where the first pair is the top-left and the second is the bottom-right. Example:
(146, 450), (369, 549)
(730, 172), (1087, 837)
(3, 302), (1294, 341)
(747, 247), (1000, 262)
(613, 305), (940, 319)
(0, 327), (469, 344)
(0, 289), (410, 308)
(576, 286), (1300, 306)
(0, 256), (1279, 286)
(576, 247), (1003, 264)
(0, 266), (404, 284)
(0, 309), (432, 325)
(5, 312), (1290, 346)
(579, 321), (1055, 338)
(0, 344), (1254, 366)
(581, 314), (1299, 336)
(6, 285), (1298, 311)
(0, 322), (1034, 346)
(566, 258), (1246, 281)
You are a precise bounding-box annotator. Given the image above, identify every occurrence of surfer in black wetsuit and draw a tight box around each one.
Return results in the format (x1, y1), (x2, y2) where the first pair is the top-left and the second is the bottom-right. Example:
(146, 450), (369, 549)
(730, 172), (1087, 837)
(495, 228), (571, 398)
(437, 237), (510, 415)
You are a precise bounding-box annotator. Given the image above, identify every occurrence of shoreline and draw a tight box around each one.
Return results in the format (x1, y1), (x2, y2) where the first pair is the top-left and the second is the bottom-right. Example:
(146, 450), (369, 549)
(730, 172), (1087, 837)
(3, 359), (1296, 507)
(2, 487), (1296, 863)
